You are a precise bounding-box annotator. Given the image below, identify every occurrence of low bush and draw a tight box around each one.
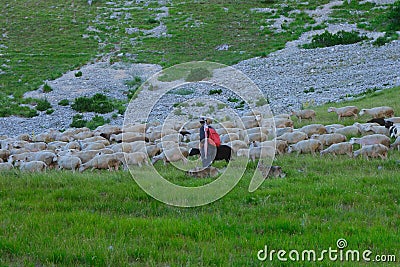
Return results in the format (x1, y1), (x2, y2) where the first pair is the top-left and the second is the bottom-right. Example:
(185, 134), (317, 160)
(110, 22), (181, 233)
(373, 32), (399, 46)
(35, 99), (52, 111)
(209, 89), (222, 95)
(75, 71), (83, 77)
(303, 30), (368, 49)
(387, 0), (400, 31)
(58, 99), (69, 106)
(85, 115), (110, 130)
(167, 88), (194, 95)
(71, 94), (115, 113)
(42, 83), (53, 93)
(70, 114), (110, 129)
(70, 114), (86, 128)
(125, 76), (142, 100)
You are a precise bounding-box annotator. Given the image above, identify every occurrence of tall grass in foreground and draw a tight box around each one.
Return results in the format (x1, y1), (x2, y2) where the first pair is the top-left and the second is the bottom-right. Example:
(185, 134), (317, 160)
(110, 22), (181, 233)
(0, 153), (399, 266)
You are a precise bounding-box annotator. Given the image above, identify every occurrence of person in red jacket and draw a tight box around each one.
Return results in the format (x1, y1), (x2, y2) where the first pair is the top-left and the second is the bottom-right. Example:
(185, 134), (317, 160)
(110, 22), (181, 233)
(199, 117), (217, 168)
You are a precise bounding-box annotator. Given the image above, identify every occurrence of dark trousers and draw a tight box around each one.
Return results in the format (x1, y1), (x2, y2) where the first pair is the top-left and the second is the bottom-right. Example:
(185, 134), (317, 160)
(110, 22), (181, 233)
(200, 143), (217, 168)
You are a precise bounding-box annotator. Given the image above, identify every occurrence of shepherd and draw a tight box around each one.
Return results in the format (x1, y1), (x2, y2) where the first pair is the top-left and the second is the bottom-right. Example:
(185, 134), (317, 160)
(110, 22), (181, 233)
(199, 116), (220, 168)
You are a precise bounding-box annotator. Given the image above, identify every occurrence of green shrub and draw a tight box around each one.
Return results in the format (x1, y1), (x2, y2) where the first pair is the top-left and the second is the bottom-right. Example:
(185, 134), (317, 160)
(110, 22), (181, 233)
(85, 115), (110, 130)
(75, 71), (83, 77)
(46, 109), (54, 115)
(36, 99), (52, 111)
(235, 100), (245, 109)
(209, 89), (222, 95)
(228, 97), (239, 103)
(387, 1), (400, 31)
(58, 99), (69, 106)
(373, 32), (399, 46)
(303, 30), (368, 49)
(167, 88), (194, 95)
(70, 114), (87, 128)
(125, 76), (142, 100)
(147, 18), (159, 24)
(43, 83), (53, 93)
(71, 94), (115, 113)
(185, 68), (212, 82)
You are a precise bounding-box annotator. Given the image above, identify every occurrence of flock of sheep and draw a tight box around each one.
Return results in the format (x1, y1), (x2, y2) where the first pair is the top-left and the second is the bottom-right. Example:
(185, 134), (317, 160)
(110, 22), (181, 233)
(0, 104), (399, 175)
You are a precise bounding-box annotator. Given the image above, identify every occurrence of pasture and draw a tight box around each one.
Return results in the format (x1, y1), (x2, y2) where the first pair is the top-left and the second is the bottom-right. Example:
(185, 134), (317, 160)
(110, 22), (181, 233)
(1, 87), (400, 266)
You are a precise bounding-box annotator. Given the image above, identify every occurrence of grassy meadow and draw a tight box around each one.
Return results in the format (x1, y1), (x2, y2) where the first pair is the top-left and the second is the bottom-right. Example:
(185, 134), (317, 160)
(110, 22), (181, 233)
(1, 87), (400, 266)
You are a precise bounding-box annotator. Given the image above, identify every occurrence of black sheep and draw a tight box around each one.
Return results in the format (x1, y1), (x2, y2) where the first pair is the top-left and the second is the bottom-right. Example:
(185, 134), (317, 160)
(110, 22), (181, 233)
(367, 118), (386, 126)
(189, 145), (232, 163)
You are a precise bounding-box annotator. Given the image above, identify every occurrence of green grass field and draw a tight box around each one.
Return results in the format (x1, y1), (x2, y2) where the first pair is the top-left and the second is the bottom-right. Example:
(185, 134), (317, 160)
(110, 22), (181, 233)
(1, 87), (400, 266)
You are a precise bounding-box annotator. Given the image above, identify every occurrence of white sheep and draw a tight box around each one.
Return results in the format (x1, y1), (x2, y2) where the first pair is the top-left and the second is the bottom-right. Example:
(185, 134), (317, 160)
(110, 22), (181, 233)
(277, 131), (308, 144)
(236, 148), (249, 157)
(151, 147), (188, 165)
(110, 132), (147, 143)
(17, 160), (47, 172)
(73, 131), (94, 140)
(287, 139), (323, 156)
(8, 152), (33, 165)
(359, 106), (394, 119)
(325, 124), (345, 134)
(67, 149), (114, 163)
(353, 144), (388, 160)
(386, 117), (400, 124)
(274, 117), (294, 128)
(291, 109), (316, 122)
(122, 152), (149, 168)
(350, 134), (391, 148)
(82, 142), (106, 151)
(328, 106), (359, 120)
(310, 133), (347, 146)
(390, 136), (400, 151)
(244, 132), (268, 144)
(81, 136), (110, 145)
(24, 142), (47, 152)
(63, 141), (82, 151)
(79, 154), (122, 172)
(249, 146), (275, 162)
(145, 145), (161, 158)
(122, 123), (146, 133)
(299, 124), (327, 137)
(333, 125), (361, 136)
(0, 162), (13, 171)
(31, 151), (58, 168)
(56, 155), (82, 173)
(227, 140), (248, 154)
(320, 142), (353, 157)
(236, 115), (262, 129)
(220, 133), (240, 144)
(276, 127), (293, 137)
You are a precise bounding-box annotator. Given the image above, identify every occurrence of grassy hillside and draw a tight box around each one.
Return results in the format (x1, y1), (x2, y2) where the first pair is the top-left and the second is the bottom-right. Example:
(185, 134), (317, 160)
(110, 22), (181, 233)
(1, 0), (398, 117)
(291, 86), (400, 128)
(1, 87), (399, 266)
